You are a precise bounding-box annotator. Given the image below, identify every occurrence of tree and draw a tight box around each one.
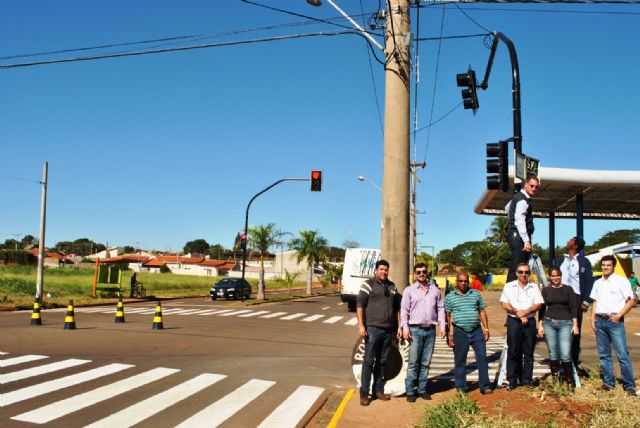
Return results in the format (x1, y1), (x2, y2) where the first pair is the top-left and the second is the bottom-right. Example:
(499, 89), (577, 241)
(54, 238), (104, 256)
(20, 235), (38, 248)
(249, 223), (285, 300)
(124, 246), (135, 253)
(416, 252), (438, 275)
(586, 229), (640, 253)
(487, 216), (508, 244)
(183, 239), (210, 255)
(290, 230), (328, 295)
(342, 239), (360, 249)
(208, 244), (226, 260)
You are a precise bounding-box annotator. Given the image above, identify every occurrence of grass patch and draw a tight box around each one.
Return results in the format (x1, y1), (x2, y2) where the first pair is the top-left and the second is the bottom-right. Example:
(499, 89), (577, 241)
(415, 392), (479, 428)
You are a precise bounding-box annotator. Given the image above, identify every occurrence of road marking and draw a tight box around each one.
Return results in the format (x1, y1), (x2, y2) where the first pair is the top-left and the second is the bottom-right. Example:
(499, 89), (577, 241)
(118, 308), (150, 314)
(301, 314), (325, 322)
(195, 309), (227, 315)
(0, 363), (133, 407)
(176, 309), (214, 315)
(207, 309), (235, 315)
(239, 310), (271, 317)
(175, 379), (275, 428)
(261, 312), (287, 318)
(0, 351), (9, 355)
(280, 313), (306, 321)
(338, 302), (344, 306)
(326, 388), (354, 428)
(219, 309), (253, 317)
(164, 308), (202, 315)
(323, 316), (344, 324)
(0, 354), (48, 368)
(257, 385), (324, 428)
(322, 307), (331, 310)
(1, 359), (90, 384)
(344, 318), (358, 326)
(83, 373), (226, 428)
(11, 367), (180, 424)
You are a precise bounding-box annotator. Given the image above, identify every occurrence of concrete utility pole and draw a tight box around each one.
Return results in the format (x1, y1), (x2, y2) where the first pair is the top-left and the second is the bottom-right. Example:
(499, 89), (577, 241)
(35, 161), (48, 299)
(409, 161), (426, 275)
(381, 0), (411, 290)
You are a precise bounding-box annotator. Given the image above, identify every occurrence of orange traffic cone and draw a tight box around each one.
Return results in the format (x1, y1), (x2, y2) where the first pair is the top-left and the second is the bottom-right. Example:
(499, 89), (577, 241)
(114, 296), (125, 323)
(64, 299), (76, 330)
(30, 296), (42, 326)
(152, 301), (163, 330)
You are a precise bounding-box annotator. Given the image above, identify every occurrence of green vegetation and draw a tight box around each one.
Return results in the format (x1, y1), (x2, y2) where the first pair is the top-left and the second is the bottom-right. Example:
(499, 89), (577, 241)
(0, 265), (316, 310)
(289, 230), (328, 295)
(0, 249), (37, 265)
(415, 392), (479, 428)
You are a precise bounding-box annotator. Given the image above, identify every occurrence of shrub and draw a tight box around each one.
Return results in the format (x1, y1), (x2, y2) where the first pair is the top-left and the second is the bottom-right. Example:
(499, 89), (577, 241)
(0, 250), (37, 266)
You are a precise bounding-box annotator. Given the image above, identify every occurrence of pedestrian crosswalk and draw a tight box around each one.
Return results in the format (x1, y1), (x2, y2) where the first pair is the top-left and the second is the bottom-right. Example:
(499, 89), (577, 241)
(43, 305), (361, 327)
(425, 337), (549, 384)
(0, 352), (325, 427)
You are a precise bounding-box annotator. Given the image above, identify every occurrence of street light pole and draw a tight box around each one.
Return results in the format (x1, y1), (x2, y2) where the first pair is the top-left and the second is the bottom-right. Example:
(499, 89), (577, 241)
(35, 161), (48, 299)
(357, 175), (382, 192)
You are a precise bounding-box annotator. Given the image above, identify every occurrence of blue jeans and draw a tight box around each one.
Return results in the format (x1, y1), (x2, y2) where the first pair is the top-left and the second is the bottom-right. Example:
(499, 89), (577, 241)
(595, 318), (636, 390)
(543, 318), (573, 363)
(405, 326), (435, 396)
(360, 327), (394, 395)
(453, 326), (490, 391)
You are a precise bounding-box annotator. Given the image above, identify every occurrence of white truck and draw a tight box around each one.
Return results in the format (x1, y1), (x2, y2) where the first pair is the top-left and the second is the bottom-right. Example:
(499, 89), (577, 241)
(340, 248), (380, 311)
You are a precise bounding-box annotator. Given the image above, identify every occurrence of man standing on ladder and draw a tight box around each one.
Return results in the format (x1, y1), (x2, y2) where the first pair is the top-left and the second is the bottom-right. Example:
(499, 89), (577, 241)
(505, 175), (539, 282)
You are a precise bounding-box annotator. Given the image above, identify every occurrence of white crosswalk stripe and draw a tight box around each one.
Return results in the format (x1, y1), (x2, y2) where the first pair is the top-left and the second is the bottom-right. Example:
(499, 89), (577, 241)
(323, 316), (344, 324)
(175, 379), (276, 427)
(1, 354), (326, 427)
(301, 314), (325, 322)
(280, 313), (306, 320)
(11, 367), (180, 424)
(260, 311), (288, 318)
(1, 359), (90, 384)
(0, 354), (48, 368)
(0, 363), (133, 407)
(257, 385), (325, 428)
(239, 310), (271, 317)
(219, 309), (252, 317)
(83, 373), (226, 428)
(344, 317), (358, 326)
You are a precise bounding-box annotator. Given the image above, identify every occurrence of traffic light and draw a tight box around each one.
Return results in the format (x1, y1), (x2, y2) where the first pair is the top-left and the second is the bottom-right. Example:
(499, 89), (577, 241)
(486, 140), (509, 192)
(311, 170), (322, 192)
(240, 233), (247, 247)
(456, 67), (479, 114)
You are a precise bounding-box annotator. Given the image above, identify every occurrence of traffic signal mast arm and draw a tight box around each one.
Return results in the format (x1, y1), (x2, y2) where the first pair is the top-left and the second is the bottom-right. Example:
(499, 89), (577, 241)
(478, 31), (523, 154)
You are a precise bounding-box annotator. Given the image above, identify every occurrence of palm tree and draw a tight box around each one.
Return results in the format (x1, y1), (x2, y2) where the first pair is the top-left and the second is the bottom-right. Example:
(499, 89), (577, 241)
(248, 223), (285, 300)
(290, 230), (328, 295)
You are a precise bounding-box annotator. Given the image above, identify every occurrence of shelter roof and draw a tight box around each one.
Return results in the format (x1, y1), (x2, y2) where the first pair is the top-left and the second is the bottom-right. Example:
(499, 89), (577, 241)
(474, 167), (640, 220)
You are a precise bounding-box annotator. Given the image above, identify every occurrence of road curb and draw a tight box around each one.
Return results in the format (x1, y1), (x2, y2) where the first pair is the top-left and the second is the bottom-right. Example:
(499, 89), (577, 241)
(326, 388), (355, 428)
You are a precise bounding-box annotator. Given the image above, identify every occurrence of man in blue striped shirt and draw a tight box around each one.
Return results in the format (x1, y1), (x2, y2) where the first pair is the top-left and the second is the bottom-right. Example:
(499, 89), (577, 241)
(444, 272), (492, 394)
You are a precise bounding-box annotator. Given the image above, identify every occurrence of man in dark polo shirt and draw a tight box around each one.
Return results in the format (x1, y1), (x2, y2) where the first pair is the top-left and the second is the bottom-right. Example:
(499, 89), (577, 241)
(445, 272), (492, 394)
(356, 259), (401, 406)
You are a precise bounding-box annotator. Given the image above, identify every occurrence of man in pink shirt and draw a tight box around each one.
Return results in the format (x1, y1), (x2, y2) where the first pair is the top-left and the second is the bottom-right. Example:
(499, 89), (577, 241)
(401, 263), (446, 401)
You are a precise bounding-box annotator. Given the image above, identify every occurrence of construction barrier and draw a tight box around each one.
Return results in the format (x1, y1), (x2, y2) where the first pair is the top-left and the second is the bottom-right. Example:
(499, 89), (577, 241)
(64, 299), (76, 330)
(152, 301), (163, 330)
(114, 296), (125, 323)
(30, 296), (42, 326)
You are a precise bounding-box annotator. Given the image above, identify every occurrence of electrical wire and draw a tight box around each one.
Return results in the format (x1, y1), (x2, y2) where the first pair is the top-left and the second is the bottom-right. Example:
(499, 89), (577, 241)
(411, 0), (421, 163)
(415, 33), (491, 41)
(0, 173), (42, 184)
(360, 0), (384, 138)
(421, 3), (447, 164)
(415, 101), (463, 134)
(414, 0), (640, 4)
(0, 30), (371, 69)
(457, 5), (640, 15)
(453, 3), (492, 33)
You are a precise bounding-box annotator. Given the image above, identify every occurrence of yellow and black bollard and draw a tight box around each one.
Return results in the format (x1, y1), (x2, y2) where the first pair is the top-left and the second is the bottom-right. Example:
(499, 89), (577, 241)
(63, 299), (76, 330)
(114, 295), (125, 323)
(152, 301), (163, 330)
(30, 296), (43, 326)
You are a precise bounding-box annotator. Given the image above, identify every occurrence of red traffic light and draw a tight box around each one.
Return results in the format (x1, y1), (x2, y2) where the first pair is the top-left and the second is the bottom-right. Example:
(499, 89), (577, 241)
(311, 170), (322, 192)
(240, 233), (247, 240)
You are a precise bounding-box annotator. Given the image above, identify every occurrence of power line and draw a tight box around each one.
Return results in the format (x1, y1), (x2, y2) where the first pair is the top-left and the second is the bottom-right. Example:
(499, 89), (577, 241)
(0, 30), (362, 69)
(0, 173), (41, 184)
(360, 0), (384, 138)
(453, 3), (492, 33)
(416, 0), (640, 4)
(457, 5), (640, 15)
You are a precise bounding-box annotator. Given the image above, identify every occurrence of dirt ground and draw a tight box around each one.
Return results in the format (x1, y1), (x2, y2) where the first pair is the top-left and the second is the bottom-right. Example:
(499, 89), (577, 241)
(308, 289), (640, 427)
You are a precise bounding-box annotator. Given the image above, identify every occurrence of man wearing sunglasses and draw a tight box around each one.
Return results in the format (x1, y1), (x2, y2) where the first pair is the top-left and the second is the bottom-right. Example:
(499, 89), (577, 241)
(357, 259), (401, 406)
(505, 175), (539, 282)
(400, 263), (445, 402)
(500, 262), (544, 390)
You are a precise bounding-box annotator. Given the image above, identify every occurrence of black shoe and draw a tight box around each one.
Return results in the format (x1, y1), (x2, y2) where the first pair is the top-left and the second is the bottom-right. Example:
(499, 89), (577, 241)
(419, 392), (432, 400)
(480, 389), (494, 395)
(626, 389), (638, 397)
(406, 395), (417, 403)
(360, 393), (371, 406)
(601, 384), (614, 392)
(506, 385), (516, 391)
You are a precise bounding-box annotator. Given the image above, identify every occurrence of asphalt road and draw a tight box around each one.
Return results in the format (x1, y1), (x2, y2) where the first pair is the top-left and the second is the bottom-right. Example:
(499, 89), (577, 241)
(0, 295), (358, 428)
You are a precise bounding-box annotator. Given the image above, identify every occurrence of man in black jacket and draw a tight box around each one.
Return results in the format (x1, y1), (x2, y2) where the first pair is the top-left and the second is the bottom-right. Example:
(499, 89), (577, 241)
(505, 175), (539, 282)
(559, 236), (594, 369)
(356, 259), (401, 406)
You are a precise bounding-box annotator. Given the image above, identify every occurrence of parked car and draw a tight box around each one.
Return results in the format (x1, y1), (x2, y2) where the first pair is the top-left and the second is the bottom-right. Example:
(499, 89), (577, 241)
(210, 278), (252, 300)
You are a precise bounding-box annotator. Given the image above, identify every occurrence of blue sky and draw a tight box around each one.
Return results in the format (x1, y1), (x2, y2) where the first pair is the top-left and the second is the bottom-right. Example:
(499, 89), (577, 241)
(1, 1), (639, 255)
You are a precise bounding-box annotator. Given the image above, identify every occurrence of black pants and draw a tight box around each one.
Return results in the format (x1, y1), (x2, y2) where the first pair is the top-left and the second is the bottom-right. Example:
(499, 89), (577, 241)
(572, 292), (583, 367)
(507, 231), (531, 283)
(506, 316), (537, 387)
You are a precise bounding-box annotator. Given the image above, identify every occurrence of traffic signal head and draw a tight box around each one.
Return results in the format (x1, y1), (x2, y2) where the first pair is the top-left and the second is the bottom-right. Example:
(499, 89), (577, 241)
(311, 170), (322, 192)
(486, 140), (509, 192)
(456, 67), (479, 114)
